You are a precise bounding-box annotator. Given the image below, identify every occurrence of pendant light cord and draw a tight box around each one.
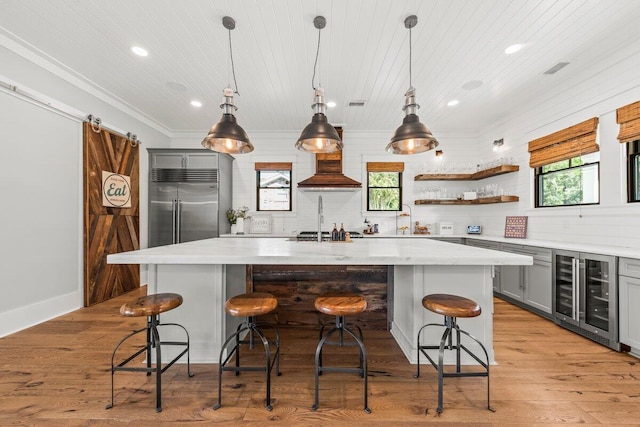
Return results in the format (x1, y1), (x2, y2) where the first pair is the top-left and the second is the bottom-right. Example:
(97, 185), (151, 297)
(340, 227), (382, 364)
(228, 27), (240, 95)
(312, 27), (321, 90)
(409, 24), (413, 88)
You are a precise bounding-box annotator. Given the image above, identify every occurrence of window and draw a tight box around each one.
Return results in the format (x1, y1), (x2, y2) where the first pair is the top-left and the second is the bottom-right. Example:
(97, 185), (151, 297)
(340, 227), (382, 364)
(367, 162), (404, 211)
(255, 162), (292, 211)
(535, 153), (599, 207)
(617, 100), (640, 202)
(628, 140), (640, 202)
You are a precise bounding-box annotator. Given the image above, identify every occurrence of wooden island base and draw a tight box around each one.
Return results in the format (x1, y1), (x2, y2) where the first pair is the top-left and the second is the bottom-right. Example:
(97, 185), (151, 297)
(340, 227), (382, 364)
(249, 264), (390, 330)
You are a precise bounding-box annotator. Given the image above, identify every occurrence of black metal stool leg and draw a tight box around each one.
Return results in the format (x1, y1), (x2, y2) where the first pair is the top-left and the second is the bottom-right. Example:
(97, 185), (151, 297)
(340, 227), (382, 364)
(437, 326), (451, 414)
(151, 320), (162, 412)
(312, 320), (370, 413)
(214, 323), (248, 410)
(251, 326), (273, 410)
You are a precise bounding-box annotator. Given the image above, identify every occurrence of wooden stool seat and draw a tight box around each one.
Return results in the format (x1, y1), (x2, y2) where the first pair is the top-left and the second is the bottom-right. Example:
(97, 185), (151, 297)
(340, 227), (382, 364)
(119, 293), (183, 317)
(225, 292), (278, 317)
(422, 293), (481, 318)
(314, 293), (367, 316)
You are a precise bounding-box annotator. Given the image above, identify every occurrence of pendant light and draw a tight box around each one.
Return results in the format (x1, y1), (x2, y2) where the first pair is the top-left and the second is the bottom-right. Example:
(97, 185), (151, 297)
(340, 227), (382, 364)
(202, 16), (254, 154)
(386, 15), (439, 155)
(296, 16), (342, 153)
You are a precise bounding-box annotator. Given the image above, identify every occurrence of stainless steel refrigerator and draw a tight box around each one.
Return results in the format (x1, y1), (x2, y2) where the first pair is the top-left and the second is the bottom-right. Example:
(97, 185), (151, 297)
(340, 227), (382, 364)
(148, 149), (233, 247)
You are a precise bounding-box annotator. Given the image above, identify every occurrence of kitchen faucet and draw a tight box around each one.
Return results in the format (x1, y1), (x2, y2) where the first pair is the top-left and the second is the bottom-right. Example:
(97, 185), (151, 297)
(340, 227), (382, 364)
(317, 195), (323, 243)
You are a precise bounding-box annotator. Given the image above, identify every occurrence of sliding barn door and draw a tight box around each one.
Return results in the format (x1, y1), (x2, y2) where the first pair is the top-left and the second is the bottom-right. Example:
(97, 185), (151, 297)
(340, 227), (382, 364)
(83, 123), (140, 306)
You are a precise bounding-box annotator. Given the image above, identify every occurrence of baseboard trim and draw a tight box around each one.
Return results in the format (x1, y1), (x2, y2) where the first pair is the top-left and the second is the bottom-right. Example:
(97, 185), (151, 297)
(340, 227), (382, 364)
(0, 291), (81, 337)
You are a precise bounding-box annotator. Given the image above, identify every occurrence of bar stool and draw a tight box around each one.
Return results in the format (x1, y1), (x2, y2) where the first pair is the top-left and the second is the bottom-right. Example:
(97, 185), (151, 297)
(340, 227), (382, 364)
(414, 293), (493, 414)
(312, 292), (370, 413)
(214, 292), (281, 411)
(106, 293), (193, 412)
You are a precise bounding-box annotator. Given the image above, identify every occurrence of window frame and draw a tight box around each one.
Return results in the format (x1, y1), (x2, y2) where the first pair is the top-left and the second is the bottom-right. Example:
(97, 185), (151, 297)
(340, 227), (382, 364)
(534, 156), (600, 208)
(627, 140), (640, 203)
(255, 162), (292, 212)
(367, 171), (403, 211)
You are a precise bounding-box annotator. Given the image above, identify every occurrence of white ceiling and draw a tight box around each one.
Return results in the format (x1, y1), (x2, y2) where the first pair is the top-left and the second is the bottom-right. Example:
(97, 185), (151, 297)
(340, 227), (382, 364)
(2, 0), (640, 135)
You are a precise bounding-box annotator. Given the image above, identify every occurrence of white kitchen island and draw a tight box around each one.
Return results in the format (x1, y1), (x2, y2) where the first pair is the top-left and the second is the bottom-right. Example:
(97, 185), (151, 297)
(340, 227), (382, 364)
(107, 237), (532, 364)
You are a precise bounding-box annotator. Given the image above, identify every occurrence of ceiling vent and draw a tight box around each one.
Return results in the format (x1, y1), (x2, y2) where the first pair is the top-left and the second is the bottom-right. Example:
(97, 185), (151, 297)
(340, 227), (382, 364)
(543, 62), (570, 75)
(348, 100), (366, 107)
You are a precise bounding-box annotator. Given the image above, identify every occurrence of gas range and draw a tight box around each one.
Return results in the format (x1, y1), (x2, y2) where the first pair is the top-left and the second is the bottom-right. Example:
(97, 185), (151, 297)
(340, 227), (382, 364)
(296, 231), (363, 241)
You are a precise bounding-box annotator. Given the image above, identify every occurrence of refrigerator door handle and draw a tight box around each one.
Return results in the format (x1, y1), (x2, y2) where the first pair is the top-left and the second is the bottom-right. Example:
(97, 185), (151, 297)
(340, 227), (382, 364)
(171, 199), (177, 244)
(176, 199), (182, 243)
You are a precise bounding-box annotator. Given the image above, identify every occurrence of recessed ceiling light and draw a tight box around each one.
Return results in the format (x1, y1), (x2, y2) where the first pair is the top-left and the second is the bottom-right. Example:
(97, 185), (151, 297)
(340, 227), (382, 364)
(504, 44), (522, 55)
(447, 100), (459, 107)
(190, 100), (202, 108)
(462, 80), (483, 90)
(326, 101), (337, 108)
(131, 46), (149, 57)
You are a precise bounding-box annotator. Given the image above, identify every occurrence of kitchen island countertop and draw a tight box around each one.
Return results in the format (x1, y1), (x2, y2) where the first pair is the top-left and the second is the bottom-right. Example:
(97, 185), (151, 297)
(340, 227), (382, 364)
(107, 236), (532, 266)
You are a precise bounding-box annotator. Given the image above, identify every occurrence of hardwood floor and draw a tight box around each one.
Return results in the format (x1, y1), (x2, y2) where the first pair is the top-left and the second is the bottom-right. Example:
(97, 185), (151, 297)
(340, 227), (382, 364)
(1, 286), (639, 425)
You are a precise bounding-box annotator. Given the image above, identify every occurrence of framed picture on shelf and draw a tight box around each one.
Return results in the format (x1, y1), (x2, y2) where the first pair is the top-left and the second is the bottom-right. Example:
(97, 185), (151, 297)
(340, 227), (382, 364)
(504, 216), (528, 238)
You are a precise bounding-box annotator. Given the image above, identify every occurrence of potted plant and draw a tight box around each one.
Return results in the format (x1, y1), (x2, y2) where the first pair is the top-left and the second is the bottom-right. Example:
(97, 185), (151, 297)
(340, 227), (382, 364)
(227, 206), (249, 234)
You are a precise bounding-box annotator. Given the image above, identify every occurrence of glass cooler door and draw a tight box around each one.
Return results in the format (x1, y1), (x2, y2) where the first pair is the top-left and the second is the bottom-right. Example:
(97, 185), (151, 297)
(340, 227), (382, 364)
(554, 251), (578, 324)
(580, 254), (616, 336)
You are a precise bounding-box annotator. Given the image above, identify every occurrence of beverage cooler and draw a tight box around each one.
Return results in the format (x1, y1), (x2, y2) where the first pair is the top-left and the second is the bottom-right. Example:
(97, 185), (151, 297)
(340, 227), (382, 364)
(553, 250), (619, 350)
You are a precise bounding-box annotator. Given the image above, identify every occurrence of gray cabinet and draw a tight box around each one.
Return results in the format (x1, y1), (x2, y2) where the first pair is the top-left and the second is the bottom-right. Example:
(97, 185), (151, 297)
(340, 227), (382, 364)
(498, 243), (553, 315)
(151, 150), (219, 169)
(619, 257), (640, 355)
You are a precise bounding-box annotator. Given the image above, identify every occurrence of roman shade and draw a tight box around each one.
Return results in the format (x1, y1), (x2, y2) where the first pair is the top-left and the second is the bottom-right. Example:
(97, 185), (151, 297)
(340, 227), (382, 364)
(366, 162), (405, 172)
(527, 117), (599, 168)
(616, 100), (640, 143)
(255, 162), (292, 171)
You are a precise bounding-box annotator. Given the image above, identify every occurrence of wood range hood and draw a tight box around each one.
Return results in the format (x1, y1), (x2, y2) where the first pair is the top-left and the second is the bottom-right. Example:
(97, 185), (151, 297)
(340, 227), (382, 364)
(297, 150), (362, 191)
(297, 127), (361, 191)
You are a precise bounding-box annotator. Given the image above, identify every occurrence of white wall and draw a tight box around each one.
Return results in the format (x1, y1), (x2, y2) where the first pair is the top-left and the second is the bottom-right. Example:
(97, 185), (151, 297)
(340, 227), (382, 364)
(474, 41), (640, 249)
(0, 42), (171, 337)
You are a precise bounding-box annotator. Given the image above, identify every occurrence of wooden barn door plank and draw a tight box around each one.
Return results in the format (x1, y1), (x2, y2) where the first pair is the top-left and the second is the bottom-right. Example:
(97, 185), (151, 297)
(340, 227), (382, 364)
(83, 122), (140, 306)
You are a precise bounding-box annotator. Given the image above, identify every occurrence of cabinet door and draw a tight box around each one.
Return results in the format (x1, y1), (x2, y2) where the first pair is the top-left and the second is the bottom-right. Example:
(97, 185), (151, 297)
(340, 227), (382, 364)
(152, 152), (185, 169)
(185, 152), (218, 169)
(493, 266), (501, 293)
(500, 265), (523, 301)
(524, 260), (552, 313)
(619, 275), (640, 351)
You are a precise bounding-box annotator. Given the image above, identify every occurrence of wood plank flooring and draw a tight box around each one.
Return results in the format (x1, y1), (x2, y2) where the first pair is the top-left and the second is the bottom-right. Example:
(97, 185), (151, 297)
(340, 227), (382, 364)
(1, 286), (639, 425)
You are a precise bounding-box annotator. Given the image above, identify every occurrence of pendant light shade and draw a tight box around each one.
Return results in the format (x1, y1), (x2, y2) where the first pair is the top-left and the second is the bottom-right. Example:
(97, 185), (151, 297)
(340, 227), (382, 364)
(296, 87), (343, 153)
(386, 15), (439, 155)
(386, 87), (438, 154)
(296, 16), (342, 153)
(202, 88), (254, 154)
(201, 16), (253, 155)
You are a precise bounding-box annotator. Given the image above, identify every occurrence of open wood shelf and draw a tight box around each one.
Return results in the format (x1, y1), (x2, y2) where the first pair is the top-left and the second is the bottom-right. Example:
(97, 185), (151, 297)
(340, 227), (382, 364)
(414, 195), (519, 205)
(415, 164), (519, 181)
